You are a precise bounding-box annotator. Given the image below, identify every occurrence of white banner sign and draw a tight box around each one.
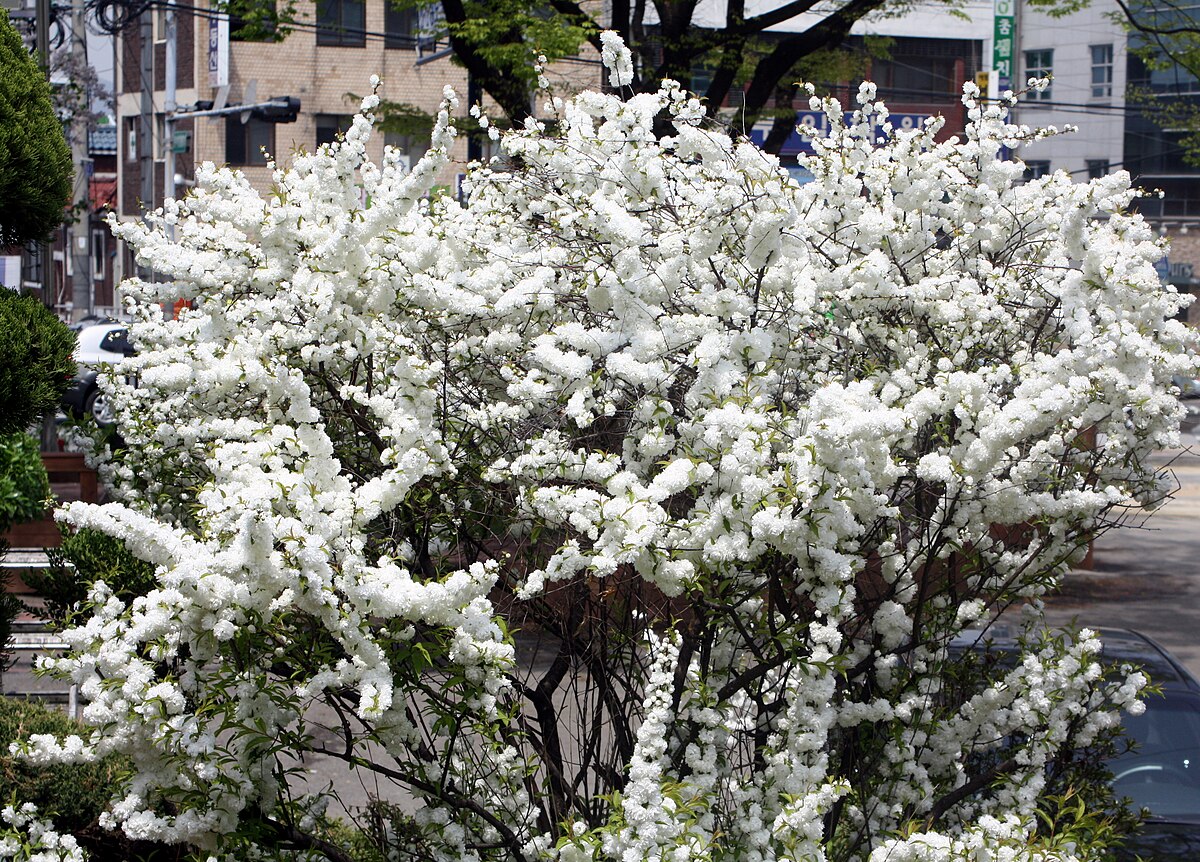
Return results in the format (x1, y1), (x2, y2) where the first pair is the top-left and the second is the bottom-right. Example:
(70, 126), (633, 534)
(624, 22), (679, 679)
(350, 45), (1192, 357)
(0, 256), (20, 290)
(208, 14), (229, 88)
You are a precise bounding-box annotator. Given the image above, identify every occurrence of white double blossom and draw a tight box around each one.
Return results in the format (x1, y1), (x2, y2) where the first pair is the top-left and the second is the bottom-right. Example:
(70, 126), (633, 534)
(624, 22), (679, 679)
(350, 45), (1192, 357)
(21, 39), (1195, 862)
(0, 804), (85, 862)
(599, 30), (635, 88)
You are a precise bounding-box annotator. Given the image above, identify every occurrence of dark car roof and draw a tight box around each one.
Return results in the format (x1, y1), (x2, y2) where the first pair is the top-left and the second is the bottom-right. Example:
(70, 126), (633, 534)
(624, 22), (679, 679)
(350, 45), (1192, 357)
(949, 625), (1200, 692)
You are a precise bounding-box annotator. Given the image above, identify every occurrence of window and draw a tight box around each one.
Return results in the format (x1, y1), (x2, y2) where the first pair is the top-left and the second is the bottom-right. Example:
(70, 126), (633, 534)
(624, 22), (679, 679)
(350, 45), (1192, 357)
(316, 114), (354, 147)
(1091, 44), (1113, 99)
(316, 0), (365, 46)
(872, 55), (960, 98)
(1128, 51), (1200, 95)
(155, 113), (166, 159)
(153, 4), (167, 42)
(316, 115), (350, 147)
(415, 2), (444, 53)
(1087, 159), (1110, 179)
(1023, 160), (1051, 181)
(225, 116), (274, 165)
(384, 131), (429, 169)
(385, 1), (416, 48)
(1024, 49), (1053, 100)
(99, 327), (133, 355)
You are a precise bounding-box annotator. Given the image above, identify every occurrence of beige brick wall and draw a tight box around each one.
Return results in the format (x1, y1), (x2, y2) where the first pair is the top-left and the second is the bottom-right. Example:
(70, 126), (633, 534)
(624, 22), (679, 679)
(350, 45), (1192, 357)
(189, 0), (470, 192)
(1162, 228), (1200, 328)
(114, 2), (620, 217)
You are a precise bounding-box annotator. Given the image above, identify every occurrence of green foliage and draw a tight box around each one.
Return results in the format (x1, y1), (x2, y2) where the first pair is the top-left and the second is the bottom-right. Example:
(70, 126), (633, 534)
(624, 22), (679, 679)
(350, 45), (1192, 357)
(447, 0), (597, 87)
(351, 96), (510, 146)
(0, 290), (76, 436)
(1022, 0), (1091, 18)
(219, 0), (294, 41)
(1034, 787), (1142, 857)
(0, 697), (124, 836)
(345, 96), (438, 142)
(0, 698), (187, 861)
(320, 801), (431, 862)
(26, 527), (157, 628)
(0, 434), (50, 536)
(0, 11), (73, 246)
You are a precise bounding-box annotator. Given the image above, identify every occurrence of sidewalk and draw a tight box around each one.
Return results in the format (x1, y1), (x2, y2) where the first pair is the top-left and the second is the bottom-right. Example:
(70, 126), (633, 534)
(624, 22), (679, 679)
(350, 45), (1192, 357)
(1042, 447), (1200, 677)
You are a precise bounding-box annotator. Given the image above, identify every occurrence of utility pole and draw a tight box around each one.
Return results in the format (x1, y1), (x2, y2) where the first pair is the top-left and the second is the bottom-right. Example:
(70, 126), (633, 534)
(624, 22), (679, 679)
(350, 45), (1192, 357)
(35, 0), (50, 305)
(163, 0), (175, 212)
(69, 0), (92, 320)
(139, 3), (153, 237)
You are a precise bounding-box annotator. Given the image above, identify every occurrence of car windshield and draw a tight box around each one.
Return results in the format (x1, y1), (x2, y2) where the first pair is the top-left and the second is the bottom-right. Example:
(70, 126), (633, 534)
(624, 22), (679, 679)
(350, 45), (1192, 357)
(1112, 691), (1200, 819)
(98, 328), (131, 355)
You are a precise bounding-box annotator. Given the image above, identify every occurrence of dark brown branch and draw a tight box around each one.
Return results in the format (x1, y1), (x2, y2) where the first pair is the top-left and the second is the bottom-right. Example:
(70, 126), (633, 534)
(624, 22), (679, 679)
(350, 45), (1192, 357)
(264, 817), (356, 862)
(925, 757), (1019, 824)
(741, 0), (892, 147)
(310, 744), (533, 861)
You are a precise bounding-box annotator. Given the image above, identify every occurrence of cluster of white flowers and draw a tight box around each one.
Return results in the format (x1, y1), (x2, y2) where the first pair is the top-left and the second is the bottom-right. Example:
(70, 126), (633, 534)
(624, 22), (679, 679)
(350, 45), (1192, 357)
(870, 814), (1076, 862)
(599, 31), (635, 88)
(26, 35), (1194, 862)
(0, 804), (85, 862)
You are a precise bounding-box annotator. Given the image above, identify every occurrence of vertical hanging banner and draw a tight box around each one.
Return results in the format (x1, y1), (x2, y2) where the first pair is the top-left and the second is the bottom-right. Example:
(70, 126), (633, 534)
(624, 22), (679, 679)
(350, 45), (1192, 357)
(993, 0), (1014, 92)
(417, 2), (447, 57)
(208, 14), (229, 88)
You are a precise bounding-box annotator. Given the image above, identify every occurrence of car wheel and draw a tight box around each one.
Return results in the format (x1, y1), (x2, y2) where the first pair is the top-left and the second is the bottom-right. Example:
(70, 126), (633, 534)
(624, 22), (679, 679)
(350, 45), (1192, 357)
(83, 387), (116, 427)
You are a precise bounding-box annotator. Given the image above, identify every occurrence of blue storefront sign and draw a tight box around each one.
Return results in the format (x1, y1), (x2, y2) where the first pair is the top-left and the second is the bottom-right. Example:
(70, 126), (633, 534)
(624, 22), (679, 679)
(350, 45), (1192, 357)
(749, 111), (931, 155)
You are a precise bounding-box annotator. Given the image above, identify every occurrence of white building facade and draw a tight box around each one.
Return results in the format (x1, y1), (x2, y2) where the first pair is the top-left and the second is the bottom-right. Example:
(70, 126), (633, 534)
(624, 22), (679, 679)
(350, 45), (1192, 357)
(1010, 1), (1128, 182)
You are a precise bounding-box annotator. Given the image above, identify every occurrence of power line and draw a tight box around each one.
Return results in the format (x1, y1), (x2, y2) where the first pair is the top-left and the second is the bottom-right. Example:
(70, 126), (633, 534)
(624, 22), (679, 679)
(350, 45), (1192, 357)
(87, 0), (440, 48)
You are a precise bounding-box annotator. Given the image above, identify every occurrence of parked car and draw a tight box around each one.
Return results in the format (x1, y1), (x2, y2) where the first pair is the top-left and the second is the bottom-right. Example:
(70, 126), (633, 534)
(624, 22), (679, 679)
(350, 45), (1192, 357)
(1173, 374), (1200, 414)
(1103, 630), (1200, 861)
(61, 323), (134, 427)
(952, 626), (1200, 860)
(67, 313), (120, 333)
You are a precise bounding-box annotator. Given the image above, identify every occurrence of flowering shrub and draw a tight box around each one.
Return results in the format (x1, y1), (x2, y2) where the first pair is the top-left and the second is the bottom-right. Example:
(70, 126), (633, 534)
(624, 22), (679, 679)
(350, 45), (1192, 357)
(21, 38), (1195, 861)
(0, 803), (85, 862)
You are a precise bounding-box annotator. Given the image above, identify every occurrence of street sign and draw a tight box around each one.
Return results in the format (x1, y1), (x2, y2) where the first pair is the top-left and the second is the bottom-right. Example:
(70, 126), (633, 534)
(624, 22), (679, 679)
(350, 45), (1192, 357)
(207, 14), (229, 88)
(993, 0), (1015, 92)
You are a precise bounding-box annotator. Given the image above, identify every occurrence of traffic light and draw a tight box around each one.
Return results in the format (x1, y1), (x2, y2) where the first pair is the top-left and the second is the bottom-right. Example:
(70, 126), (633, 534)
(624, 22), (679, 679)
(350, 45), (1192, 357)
(254, 96), (300, 123)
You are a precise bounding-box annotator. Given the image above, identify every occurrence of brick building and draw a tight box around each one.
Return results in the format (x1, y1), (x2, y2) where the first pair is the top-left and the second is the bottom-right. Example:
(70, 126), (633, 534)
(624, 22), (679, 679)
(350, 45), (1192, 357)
(113, 0), (474, 281)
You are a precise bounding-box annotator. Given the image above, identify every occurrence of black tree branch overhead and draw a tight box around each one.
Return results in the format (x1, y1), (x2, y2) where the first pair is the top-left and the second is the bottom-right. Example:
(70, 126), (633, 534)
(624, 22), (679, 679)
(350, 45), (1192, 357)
(740, 0), (893, 151)
(84, 0), (963, 152)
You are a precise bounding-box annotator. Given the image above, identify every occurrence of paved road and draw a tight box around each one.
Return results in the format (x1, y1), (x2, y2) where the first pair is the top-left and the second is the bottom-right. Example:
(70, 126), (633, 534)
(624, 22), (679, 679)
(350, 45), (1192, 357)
(1042, 445), (1200, 677)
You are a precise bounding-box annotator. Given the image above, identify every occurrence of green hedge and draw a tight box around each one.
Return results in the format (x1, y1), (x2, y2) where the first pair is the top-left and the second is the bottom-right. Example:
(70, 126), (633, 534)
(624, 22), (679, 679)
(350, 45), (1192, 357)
(0, 290), (75, 436)
(0, 697), (190, 861)
(0, 11), (73, 248)
(0, 433), (50, 535)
